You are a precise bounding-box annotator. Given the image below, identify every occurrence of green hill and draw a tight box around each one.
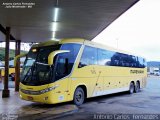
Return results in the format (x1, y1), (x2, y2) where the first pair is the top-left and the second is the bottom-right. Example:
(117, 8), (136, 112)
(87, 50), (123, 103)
(0, 47), (27, 61)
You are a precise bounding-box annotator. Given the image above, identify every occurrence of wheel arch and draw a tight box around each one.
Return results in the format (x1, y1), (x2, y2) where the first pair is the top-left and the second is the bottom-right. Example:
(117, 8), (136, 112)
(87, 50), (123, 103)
(74, 84), (87, 99)
(130, 81), (135, 85)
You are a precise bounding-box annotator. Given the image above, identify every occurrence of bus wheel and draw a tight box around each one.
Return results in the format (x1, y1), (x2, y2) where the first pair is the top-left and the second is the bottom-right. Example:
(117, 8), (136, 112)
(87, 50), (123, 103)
(73, 87), (85, 106)
(135, 81), (140, 93)
(129, 82), (135, 94)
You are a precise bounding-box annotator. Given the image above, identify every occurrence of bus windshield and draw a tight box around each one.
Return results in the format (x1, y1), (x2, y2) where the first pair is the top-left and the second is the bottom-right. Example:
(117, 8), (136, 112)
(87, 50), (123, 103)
(20, 43), (81, 86)
(20, 45), (61, 86)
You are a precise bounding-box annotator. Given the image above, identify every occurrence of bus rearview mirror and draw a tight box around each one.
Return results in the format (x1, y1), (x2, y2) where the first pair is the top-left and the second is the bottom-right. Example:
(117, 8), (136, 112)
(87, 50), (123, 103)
(48, 50), (70, 66)
(14, 53), (27, 67)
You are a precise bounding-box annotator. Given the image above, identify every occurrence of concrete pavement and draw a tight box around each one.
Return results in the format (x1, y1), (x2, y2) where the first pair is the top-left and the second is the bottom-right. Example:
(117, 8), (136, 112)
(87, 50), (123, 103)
(54, 76), (160, 120)
(0, 89), (78, 120)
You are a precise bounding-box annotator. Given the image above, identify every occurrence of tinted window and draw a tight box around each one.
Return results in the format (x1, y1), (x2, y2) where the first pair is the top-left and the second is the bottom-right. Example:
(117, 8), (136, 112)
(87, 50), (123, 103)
(36, 45), (60, 64)
(143, 58), (147, 67)
(110, 52), (122, 66)
(111, 53), (133, 67)
(138, 57), (146, 68)
(98, 49), (115, 66)
(97, 48), (146, 68)
(55, 43), (81, 80)
(130, 56), (137, 67)
(79, 46), (97, 68)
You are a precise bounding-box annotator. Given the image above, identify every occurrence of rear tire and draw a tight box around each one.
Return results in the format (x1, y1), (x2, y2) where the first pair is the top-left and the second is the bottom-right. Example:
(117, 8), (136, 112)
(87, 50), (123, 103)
(129, 82), (135, 94)
(135, 81), (140, 93)
(73, 87), (85, 106)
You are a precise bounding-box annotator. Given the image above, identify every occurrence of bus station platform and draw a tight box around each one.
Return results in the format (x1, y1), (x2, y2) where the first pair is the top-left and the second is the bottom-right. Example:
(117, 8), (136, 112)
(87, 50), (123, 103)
(0, 89), (78, 120)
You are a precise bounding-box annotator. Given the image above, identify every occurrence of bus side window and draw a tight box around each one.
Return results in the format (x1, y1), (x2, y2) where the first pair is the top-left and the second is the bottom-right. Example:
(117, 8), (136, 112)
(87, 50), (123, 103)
(110, 53), (121, 66)
(78, 46), (97, 68)
(54, 43), (81, 81)
(55, 55), (68, 78)
(97, 49), (115, 66)
(138, 57), (145, 68)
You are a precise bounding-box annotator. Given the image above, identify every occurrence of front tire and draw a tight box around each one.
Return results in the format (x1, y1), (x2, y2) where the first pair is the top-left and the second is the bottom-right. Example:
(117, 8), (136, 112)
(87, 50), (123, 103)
(129, 82), (135, 94)
(73, 87), (85, 106)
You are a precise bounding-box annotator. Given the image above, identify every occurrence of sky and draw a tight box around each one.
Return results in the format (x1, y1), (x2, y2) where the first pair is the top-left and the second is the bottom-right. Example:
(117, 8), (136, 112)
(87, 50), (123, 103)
(93, 0), (160, 61)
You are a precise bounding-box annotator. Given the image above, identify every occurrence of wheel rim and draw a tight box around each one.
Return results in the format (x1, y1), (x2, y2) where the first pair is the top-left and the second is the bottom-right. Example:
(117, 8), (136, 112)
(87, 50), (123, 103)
(75, 90), (83, 103)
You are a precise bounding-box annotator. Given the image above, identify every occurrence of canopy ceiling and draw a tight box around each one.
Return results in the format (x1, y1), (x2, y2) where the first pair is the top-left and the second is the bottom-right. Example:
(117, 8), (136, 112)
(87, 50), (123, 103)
(0, 0), (139, 42)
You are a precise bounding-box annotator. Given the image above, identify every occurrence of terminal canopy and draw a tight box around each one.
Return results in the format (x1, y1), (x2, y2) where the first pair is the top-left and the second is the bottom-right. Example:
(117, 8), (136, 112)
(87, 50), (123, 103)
(0, 0), (139, 42)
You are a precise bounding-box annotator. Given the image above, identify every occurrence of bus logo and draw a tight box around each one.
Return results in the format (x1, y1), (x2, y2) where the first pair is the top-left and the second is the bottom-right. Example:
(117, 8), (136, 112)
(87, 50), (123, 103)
(130, 70), (144, 74)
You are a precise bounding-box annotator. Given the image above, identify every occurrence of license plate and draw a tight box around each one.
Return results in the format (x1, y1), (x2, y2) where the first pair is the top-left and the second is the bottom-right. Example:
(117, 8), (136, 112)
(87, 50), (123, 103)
(27, 96), (33, 100)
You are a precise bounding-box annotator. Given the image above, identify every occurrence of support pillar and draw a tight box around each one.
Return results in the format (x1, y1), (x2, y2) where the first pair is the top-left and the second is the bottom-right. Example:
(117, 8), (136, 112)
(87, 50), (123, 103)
(2, 27), (10, 98)
(15, 40), (21, 91)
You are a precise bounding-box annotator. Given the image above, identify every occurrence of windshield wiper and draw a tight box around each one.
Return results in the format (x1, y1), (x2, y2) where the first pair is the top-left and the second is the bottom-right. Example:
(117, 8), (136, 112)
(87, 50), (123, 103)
(35, 62), (50, 66)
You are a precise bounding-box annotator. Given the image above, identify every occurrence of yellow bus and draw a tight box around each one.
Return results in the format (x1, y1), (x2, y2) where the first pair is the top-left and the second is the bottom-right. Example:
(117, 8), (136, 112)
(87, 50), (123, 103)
(15, 38), (147, 105)
(0, 67), (16, 81)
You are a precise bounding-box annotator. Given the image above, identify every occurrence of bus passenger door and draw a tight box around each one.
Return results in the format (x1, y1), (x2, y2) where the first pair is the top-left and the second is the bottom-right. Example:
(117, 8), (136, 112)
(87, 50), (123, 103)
(53, 57), (69, 103)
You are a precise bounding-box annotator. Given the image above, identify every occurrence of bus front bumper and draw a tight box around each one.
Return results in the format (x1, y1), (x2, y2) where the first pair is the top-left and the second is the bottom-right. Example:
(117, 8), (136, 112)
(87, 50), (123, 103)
(19, 83), (58, 104)
(19, 90), (55, 104)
